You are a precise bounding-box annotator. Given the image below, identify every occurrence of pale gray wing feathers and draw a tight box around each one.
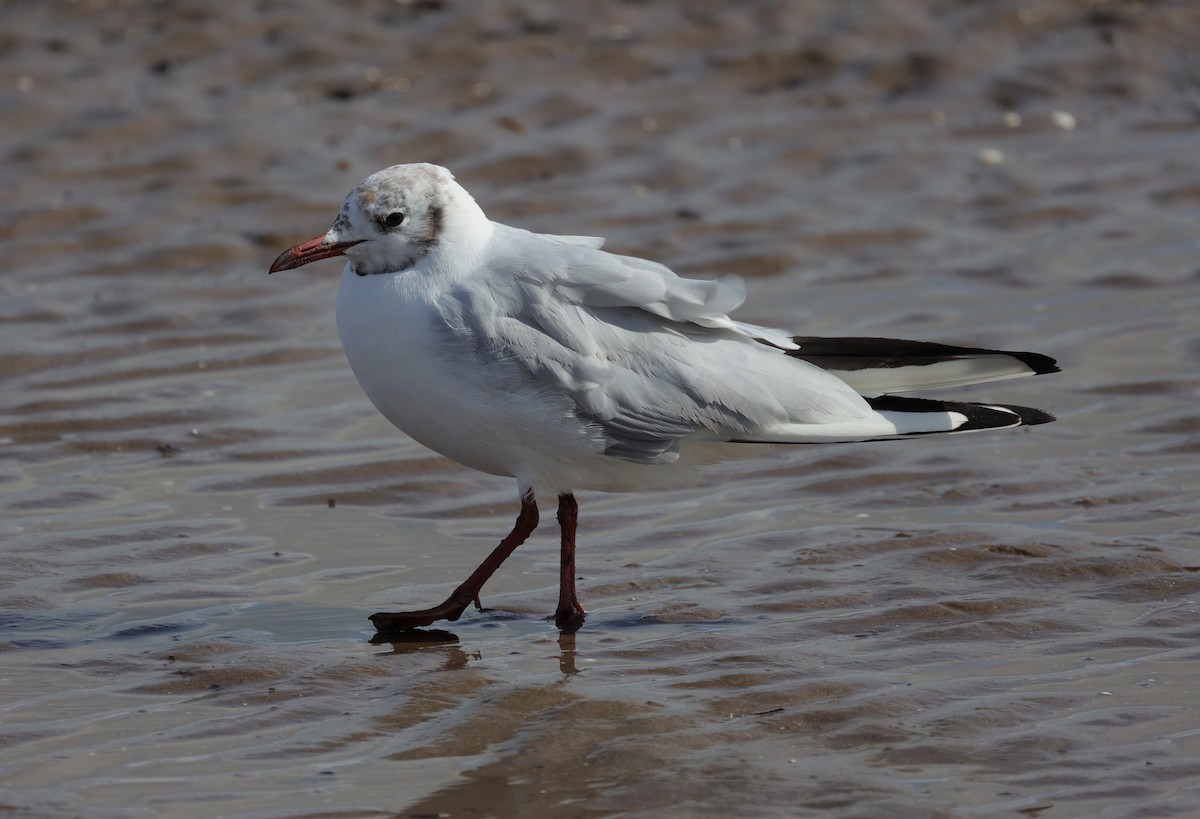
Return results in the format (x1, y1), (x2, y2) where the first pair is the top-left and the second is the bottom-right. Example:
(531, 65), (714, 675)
(464, 227), (871, 463)
(539, 233), (606, 249)
(525, 228), (798, 350)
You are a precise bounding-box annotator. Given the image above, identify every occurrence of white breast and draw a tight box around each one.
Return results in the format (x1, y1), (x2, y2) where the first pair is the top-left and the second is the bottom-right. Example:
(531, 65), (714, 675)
(334, 268), (621, 492)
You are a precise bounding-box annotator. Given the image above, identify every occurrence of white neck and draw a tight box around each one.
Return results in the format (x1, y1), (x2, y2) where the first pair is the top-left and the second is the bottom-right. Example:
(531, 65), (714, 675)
(420, 187), (495, 281)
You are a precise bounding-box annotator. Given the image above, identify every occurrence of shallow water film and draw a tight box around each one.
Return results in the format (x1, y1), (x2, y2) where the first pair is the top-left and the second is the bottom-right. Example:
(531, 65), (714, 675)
(3, 1), (1200, 816)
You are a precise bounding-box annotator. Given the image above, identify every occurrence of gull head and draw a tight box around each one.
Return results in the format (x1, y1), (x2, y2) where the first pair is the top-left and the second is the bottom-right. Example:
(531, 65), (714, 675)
(269, 163), (485, 277)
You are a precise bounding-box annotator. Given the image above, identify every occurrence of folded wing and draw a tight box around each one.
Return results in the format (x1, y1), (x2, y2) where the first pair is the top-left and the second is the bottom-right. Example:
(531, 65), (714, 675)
(473, 228), (1057, 460)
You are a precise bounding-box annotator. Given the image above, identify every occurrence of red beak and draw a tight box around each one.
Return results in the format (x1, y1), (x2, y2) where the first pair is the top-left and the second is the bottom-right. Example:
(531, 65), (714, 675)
(269, 234), (365, 273)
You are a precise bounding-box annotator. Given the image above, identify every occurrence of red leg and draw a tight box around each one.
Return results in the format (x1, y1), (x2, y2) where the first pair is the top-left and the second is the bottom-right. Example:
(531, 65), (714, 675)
(554, 493), (587, 632)
(370, 492), (539, 633)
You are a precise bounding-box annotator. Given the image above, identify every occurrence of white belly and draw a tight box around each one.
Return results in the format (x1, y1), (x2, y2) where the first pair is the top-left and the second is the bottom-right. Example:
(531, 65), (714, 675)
(335, 270), (672, 494)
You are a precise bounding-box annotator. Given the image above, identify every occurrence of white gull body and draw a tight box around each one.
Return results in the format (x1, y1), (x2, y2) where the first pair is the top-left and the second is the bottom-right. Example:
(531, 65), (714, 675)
(270, 163), (1057, 632)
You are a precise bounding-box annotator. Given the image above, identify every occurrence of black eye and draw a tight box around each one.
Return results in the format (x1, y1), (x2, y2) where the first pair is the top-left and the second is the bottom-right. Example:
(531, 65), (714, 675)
(384, 211), (406, 228)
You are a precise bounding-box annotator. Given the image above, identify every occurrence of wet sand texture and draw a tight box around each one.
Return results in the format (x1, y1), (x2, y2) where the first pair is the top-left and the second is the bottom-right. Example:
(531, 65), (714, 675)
(3, 1), (1200, 816)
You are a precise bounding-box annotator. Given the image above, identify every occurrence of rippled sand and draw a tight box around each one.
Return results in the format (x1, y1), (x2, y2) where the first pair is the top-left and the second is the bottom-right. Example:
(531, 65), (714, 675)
(3, 1), (1200, 815)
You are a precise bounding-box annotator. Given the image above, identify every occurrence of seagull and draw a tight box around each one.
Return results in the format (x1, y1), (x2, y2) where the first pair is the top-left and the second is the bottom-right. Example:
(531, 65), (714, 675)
(269, 163), (1058, 634)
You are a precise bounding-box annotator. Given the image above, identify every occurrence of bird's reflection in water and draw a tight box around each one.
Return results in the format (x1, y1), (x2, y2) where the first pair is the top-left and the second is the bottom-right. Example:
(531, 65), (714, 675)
(369, 627), (459, 647)
(557, 631), (581, 676)
(368, 626), (583, 675)
(370, 628), (480, 669)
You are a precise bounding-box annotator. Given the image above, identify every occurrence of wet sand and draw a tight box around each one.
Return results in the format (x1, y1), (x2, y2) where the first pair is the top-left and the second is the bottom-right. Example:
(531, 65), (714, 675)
(3, 0), (1200, 815)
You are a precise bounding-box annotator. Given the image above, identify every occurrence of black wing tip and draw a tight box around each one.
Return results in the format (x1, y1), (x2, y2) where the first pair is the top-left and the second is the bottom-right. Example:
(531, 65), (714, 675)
(866, 395), (1056, 433)
(789, 336), (1060, 377)
(998, 403), (1056, 426)
(1011, 351), (1060, 377)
